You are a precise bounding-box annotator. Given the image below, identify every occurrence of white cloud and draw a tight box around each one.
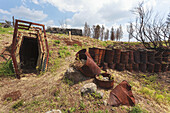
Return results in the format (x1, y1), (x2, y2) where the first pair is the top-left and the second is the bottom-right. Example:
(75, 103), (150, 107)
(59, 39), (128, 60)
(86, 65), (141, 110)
(10, 6), (48, 21)
(42, 0), (159, 27)
(0, 9), (11, 15)
(42, 19), (54, 26)
(31, 0), (39, 4)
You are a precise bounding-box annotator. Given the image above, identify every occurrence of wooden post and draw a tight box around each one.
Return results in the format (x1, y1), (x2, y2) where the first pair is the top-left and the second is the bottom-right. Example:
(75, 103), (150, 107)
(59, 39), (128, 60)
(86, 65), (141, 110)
(69, 31), (72, 40)
(12, 16), (15, 27)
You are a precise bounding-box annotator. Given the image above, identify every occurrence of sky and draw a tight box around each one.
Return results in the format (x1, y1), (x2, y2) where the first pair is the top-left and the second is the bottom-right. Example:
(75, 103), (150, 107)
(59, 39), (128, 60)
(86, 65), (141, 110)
(0, 0), (169, 41)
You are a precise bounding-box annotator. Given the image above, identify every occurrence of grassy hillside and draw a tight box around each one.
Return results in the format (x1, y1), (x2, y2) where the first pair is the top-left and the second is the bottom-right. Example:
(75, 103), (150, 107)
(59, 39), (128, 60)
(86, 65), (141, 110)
(0, 27), (169, 113)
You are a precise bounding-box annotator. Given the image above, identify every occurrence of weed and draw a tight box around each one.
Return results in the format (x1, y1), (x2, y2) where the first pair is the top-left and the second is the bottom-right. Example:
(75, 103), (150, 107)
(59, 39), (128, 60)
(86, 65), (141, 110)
(79, 101), (86, 110)
(6, 97), (13, 101)
(63, 77), (74, 86)
(155, 94), (164, 103)
(54, 40), (60, 44)
(49, 51), (53, 56)
(12, 100), (24, 109)
(54, 90), (60, 97)
(129, 105), (148, 113)
(91, 92), (102, 99)
(139, 87), (154, 97)
(0, 60), (15, 77)
(68, 107), (76, 113)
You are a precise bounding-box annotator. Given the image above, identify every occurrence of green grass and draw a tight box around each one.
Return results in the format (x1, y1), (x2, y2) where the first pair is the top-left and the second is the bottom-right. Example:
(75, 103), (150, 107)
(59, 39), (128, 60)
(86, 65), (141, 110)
(0, 27), (13, 34)
(54, 40), (60, 44)
(0, 60), (15, 77)
(12, 100), (24, 109)
(129, 105), (148, 113)
(58, 46), (71, 58)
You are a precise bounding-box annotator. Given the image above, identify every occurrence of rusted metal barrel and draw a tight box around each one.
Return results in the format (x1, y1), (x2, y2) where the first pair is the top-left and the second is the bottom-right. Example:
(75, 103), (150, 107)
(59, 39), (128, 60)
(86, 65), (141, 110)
(139, 63), (147, 73)
(132, 63), (139, 72)
(155, 52), (162, 63)
(147, 63), (154, 73)
(95, 73), (114, 89)
(128, 51), (134, 63)
(102, 62), (109, 71)
(104, 49), (114, 63)
(113, 49), (121, 63)
(140, 50), (147, 63)
(108, 63), (116, 69)
(161, 63), (168, 72)
(147, 51), (155, 63)
(162, 51), (170, 62)
(98, 49), (105, 66)
(120, 51), (129, 64)
(76, 49), (93, 60)
(116, 63), (125, 71)
(78, 53), (101, 77)
(133, 50), (140, 63)
(89, 47), (99, 64)
(154, 63), (162, 73)
(125, 64), (133, 72)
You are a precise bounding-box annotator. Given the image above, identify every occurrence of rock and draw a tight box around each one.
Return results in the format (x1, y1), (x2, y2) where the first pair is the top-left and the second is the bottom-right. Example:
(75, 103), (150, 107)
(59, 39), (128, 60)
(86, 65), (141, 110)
(96, 90), (104, 98)
(65, 67), (87, 84)
(103, 100), (107, 106)
(46, 109), (62, 113)
(80, 83), (97, 95)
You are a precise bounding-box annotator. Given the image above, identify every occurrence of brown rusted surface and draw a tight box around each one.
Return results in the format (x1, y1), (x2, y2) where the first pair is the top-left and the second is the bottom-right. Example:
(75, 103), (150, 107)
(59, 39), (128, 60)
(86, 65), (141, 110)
(147, 51), (155, 63)
(132, 63), (139, 72)
(133, 51), (140, 63)
(77, 53), (101, 77)
(95, 73), (114, 89)
(147, 63), (154, 73)
(101, 62), (109, 71)
(76, 49), (92, 60)
(161, 63), (168, 72)
(104, 49), (114, 63)
(98, 49), (105, 66)
(140, 50), (147, 63)
(113, 49), (121, 63)
(108, 63), (116, 69)
(120, 51), (129, 64)
(125, 64), (133, 72)
(139, 63), (147, 72)
(107, 80), (135, 106)
(154, 63), (162, 72)
(128, 51), (134, 63)
(2, 90), (21, 101)
(11, 19), (49, 78)
(89, 47), (99, 64)
(116, 63), (125, 71)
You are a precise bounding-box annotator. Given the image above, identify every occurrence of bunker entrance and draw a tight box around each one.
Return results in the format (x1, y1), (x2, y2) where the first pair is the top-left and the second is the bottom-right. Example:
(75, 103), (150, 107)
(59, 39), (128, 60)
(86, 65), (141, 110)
(19, 37), (39, 73)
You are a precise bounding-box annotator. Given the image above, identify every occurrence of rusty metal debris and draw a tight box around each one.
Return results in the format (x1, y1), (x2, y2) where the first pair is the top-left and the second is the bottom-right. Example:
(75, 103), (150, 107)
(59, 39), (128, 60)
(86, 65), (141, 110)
(11, 19), (49, 79)
(107, 80), (135, 106)
(76, 49), (101, 77)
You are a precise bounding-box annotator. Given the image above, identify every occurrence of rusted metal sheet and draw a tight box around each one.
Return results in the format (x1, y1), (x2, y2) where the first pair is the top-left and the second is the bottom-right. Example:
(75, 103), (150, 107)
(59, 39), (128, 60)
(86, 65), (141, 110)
(76, 50), (101, 77)
(11, 19), (49, 79)
(107, 80), (135, 106)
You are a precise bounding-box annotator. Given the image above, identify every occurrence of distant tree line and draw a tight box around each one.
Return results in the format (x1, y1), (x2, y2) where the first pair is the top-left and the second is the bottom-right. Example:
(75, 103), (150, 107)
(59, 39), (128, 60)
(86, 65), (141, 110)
(83, 22), (123, 41)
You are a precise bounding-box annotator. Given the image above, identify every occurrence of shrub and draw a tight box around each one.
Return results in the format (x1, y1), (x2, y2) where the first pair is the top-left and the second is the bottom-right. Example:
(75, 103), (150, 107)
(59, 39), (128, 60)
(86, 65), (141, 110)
(0, 60), (15, 77)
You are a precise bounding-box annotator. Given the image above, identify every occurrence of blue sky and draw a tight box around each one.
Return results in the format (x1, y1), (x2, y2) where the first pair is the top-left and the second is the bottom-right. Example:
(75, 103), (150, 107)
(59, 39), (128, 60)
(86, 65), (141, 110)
(0, 0), (169, 41)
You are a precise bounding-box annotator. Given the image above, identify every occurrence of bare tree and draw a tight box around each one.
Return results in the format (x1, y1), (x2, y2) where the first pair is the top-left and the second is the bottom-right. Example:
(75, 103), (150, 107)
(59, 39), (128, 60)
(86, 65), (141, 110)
(127, 3), (170, 51)
(127, 22), (134, 42)
(110, 27), (115, 41)
(119, 25), (123, 40)
(100, 25), (105, 41)
(91, 25), (96, 38)
(84, 22), (88, 36)
(104, 29), (109, 41)
(94, 25), (101, 40)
